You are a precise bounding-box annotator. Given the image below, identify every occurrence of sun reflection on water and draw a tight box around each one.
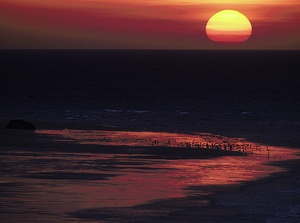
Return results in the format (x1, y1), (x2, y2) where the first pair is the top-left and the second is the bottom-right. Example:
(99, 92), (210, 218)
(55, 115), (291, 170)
(34, 129), (299, 199)
(1, 129), (298, 222)
(36, 129), (298, 161)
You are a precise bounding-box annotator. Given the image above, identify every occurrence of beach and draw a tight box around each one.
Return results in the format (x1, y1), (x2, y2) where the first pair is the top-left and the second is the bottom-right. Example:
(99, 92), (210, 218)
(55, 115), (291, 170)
(0, 50), (299, 222)
(1, 116), (299, 222)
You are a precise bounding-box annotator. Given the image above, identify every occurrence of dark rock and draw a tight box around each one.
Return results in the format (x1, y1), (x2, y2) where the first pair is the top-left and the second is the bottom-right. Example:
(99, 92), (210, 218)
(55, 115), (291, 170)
(6, 119), (36, 130)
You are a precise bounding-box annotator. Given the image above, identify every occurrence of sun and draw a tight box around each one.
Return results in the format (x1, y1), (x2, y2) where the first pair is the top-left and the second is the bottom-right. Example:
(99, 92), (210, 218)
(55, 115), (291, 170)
(206, 10), (252, 43)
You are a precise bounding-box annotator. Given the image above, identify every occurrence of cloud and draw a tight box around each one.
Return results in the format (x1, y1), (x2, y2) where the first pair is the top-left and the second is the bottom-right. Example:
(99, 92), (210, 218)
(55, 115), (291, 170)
(0, 0), (299, 49)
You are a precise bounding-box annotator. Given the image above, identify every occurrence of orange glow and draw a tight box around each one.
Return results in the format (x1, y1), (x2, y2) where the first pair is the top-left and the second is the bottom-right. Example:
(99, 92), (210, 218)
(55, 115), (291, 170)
(36, 129), (298, 161)
(0, 0), (299, 49)
(1, 129), (297, 210)
(206, 10), (252, 43)
(32, 129), (299, 207)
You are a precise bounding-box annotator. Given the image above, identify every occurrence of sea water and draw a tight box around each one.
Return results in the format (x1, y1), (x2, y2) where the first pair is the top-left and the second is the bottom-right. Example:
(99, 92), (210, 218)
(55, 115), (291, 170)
(0, 50), (299, 222)
(0, 129), (298, 222)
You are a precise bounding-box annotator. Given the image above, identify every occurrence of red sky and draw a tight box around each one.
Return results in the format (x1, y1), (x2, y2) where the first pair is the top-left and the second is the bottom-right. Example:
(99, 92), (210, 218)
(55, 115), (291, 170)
(0, 0), (299, 49)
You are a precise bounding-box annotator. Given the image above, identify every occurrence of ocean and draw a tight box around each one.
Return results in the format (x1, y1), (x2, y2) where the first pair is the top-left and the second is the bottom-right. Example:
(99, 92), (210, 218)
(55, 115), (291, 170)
(0, 50), (299, 222)
(1, 50), (299, 146)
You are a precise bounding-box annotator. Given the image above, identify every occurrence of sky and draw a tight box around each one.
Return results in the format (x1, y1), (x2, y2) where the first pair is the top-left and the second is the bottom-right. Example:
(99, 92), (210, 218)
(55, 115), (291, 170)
(0, 0), (300, 49)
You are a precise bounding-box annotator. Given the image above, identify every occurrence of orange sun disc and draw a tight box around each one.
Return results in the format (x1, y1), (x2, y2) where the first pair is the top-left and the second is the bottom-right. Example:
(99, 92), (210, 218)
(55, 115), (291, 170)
(206, 10), (252, 43)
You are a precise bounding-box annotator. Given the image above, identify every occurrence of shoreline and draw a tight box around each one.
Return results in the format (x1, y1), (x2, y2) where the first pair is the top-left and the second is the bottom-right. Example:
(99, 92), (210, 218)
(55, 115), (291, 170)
(1, 119), (246, 159)
(68, 159), (300, 222)
(2, 114), (300, 148)
(1, 118), (300, 222)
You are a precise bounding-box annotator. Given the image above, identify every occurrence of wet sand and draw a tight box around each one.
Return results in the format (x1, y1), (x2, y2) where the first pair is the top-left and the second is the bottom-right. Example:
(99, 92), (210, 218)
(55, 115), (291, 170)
(1, 119), (299, 222)
(69, 159), (300, 223)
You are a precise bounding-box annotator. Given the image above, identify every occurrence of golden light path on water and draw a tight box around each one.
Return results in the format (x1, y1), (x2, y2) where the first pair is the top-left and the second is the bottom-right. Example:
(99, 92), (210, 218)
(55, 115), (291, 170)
(24, 129), (298, 209)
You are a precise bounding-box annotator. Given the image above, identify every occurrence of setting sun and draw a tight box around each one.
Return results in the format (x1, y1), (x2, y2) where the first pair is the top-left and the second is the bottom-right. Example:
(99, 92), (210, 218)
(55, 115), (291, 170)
(206, 10), (252, 43)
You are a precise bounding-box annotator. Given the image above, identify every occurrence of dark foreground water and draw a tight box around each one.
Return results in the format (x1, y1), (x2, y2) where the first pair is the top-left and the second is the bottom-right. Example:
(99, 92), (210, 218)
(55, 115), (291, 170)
(0, 50), (299, 222)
